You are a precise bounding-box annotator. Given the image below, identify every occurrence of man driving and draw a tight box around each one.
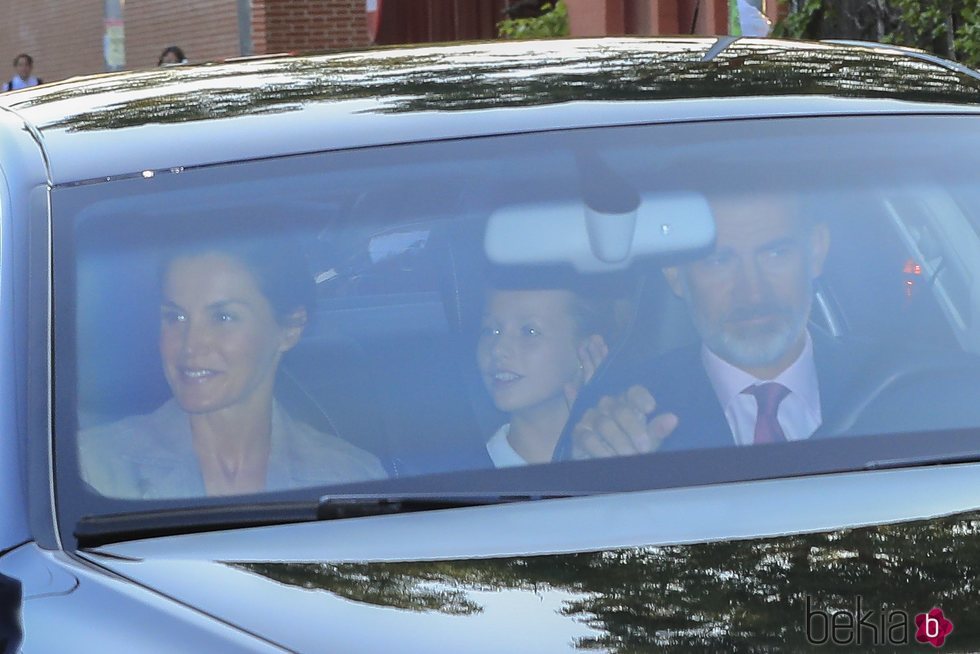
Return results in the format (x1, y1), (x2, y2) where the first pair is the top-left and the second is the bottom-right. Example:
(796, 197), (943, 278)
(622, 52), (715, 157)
(570, 190), (842, 458)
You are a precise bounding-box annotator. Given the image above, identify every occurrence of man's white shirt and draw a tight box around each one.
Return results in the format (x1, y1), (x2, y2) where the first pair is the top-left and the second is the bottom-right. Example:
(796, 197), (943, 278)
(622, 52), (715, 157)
(5, 76), (40, 91)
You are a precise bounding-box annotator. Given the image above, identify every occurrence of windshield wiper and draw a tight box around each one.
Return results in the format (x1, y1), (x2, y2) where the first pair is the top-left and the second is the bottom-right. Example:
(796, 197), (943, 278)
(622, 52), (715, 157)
(75, 501), (319, 549)
(315, 492), (565, 519)
(76, 492), (566, 549)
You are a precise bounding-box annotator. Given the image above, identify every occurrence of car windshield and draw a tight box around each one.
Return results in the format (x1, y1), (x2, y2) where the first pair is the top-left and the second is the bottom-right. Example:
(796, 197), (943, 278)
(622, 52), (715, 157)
(54, 114), (980, 525)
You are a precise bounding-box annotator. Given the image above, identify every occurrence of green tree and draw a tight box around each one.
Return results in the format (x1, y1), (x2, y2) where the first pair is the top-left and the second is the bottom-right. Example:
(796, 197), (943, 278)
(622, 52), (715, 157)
(775, 0), (980, 69)
(497, 1), (570, 39)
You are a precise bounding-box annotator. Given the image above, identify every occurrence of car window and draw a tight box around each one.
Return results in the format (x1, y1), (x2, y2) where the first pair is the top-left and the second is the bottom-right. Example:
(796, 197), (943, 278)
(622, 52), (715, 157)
(53, 115), (980, 521)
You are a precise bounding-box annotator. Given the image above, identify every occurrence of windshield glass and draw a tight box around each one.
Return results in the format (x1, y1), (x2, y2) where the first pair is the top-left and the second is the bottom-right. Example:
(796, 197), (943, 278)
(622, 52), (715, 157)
(54, 115), (980, 523)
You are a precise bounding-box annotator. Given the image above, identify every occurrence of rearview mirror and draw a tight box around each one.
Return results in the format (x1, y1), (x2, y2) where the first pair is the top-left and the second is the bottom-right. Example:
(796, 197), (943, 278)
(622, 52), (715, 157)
(484, 192), (716, 272)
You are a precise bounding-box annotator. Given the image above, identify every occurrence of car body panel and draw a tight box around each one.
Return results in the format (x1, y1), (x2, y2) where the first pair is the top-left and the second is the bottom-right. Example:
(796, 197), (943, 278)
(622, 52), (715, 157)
(88, 462), (980, 563)
(0, 107), (48, 553)
(24, 96), (980, 189)
(0, 543), (285, 652)
(1, 38), (979, 186)
(83, 505), (980, 651)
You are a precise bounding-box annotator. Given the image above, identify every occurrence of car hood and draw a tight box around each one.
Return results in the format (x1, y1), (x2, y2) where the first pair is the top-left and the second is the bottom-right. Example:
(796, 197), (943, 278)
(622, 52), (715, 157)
(81, 465), (980, 652)
(86, 509), (980, 652)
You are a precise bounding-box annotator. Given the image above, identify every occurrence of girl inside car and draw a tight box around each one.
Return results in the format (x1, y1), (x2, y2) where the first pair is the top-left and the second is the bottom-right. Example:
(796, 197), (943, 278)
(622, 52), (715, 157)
(476, 274), (618, 466)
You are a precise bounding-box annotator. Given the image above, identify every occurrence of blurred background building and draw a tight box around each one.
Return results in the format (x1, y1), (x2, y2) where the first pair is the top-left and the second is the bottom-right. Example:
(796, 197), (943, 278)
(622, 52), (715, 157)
(0, 0), (777, 83)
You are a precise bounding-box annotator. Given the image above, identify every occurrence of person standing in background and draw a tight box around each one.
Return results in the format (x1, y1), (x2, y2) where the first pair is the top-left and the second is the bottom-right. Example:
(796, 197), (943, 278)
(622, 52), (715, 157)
(158, 46), (188, 66)
(2, 54), (42, 92)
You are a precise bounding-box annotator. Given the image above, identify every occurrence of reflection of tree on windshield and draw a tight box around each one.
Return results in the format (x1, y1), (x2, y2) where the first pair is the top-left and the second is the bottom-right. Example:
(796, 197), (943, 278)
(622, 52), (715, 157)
(233, 511), (980, 651)
(9, 39), (980, 133)
(232, 561), (483, 615)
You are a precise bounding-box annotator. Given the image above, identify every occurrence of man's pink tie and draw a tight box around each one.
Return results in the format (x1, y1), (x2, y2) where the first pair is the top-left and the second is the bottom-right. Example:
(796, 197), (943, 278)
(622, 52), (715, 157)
(744, 382), (790, 444)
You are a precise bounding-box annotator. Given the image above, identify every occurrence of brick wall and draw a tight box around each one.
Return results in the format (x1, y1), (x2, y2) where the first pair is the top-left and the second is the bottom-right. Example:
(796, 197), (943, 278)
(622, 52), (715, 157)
(253, 0), (369, 53)
(374, 0), (509, 44)
(252, 0), (270, 56)
(567, 0), (733, 37)
(0, 0), (240, 82)
(0, 0), (104, 84)
(1, 0), (373, 84)
(124, 0), (242, 70)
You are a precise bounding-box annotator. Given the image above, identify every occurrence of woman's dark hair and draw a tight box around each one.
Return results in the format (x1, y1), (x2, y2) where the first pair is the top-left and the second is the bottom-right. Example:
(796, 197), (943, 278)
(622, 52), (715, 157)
(158, 46), (187, 66)
(161, 234), (316, 328)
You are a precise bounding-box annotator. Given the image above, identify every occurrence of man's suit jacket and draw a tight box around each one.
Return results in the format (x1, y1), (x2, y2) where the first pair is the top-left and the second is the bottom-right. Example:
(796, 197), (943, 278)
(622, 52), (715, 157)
(576, 328), (872, 452)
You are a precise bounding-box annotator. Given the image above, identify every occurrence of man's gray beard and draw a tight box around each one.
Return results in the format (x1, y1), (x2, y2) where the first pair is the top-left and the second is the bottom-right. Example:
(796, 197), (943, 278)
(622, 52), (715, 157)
(694, 307), (808, 370)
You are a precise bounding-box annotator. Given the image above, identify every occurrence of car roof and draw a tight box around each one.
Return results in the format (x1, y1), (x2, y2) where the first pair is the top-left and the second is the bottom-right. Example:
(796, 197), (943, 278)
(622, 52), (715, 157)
(2, 36), (979, 185)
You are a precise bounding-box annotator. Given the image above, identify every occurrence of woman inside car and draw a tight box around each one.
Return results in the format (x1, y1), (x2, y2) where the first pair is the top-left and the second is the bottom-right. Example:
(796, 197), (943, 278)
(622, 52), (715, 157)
(79, 233), (386, 498)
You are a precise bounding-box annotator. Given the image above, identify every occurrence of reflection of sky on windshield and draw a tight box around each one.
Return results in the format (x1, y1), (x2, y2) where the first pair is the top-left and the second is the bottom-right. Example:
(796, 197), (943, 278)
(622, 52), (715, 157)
(314, 586), (599, 653)
(166, 559), (600, 652)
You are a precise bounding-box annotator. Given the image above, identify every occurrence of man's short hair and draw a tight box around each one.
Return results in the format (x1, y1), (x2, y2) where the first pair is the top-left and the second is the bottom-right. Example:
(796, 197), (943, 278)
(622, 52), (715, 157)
(13, 53), (33, 67)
